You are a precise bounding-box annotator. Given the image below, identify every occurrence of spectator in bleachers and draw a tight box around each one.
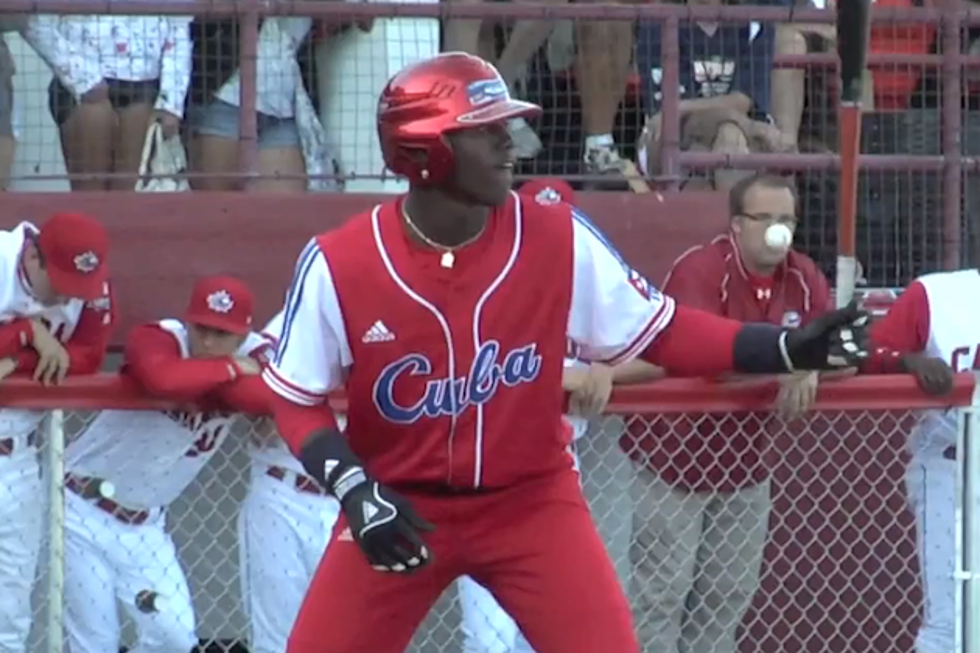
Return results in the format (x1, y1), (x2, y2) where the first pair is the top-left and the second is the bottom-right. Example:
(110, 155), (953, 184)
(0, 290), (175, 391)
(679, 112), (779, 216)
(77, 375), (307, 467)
(443, 1), (634, 174)
(189, 17), (316, 193)
(21, 14), (193, 191)
(634, 0), (797, 192)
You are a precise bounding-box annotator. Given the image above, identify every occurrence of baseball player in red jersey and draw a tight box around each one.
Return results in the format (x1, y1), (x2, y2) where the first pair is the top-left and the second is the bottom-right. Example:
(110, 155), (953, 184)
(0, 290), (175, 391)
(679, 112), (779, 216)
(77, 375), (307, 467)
(0, 213), (114, 653)
(63, 277), (272, 653)
(861, 272), (964, 653)
(261, 52), (870, 653)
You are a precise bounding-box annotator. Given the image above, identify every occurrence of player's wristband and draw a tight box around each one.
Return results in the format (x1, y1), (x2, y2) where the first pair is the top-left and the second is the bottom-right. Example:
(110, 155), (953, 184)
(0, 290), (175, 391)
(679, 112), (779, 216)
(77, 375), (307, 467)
(297, 428), (366, 497)
(732, 323), (792, 374)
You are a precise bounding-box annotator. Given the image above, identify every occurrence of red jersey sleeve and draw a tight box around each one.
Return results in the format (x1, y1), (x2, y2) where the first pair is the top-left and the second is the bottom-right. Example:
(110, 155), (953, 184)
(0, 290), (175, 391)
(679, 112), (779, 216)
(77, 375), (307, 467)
(662, 249), (723, 314)
(862, 280), (930, 373)
(213, 337), (279, 415)
(0, 319), (34, 358)
(800, 260), (833, 326)
(15, 282), (116, 374)
(125, 324), (240, 401)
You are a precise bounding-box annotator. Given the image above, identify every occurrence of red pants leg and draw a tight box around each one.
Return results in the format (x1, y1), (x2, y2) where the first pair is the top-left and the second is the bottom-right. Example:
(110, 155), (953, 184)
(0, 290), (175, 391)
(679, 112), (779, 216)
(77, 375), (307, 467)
(286, 516), (455, 653)
(472, 472), (639, 653)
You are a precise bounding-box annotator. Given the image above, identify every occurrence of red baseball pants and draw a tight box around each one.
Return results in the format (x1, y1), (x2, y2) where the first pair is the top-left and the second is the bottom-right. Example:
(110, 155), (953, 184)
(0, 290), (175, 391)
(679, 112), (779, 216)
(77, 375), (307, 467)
(286, 470), (638, 653)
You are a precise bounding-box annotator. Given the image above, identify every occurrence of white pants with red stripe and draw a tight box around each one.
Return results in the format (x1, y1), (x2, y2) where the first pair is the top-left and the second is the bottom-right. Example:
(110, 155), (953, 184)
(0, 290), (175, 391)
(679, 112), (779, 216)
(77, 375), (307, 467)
(238, 465), (341, 653)
(0, 442), (41, 653)
(905, 450), (960, 653)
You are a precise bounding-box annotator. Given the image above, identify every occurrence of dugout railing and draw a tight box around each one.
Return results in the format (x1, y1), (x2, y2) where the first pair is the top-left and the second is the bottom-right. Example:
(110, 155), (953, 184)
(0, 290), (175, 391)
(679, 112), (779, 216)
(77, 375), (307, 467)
(9, 372), (980, 653)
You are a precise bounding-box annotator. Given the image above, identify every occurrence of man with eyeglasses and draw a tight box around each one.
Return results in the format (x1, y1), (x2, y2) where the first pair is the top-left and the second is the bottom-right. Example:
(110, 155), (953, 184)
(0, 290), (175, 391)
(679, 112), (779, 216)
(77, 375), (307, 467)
(619, 172), (835, 653)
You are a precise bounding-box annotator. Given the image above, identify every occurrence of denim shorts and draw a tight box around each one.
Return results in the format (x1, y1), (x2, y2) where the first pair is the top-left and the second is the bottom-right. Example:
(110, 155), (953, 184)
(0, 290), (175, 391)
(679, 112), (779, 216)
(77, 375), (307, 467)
(190, 99), (301, 150)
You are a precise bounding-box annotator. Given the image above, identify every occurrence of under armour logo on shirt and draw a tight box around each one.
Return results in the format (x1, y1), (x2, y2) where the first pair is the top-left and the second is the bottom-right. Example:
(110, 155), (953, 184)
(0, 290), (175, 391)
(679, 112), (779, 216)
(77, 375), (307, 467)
(756, 288), (772, 301)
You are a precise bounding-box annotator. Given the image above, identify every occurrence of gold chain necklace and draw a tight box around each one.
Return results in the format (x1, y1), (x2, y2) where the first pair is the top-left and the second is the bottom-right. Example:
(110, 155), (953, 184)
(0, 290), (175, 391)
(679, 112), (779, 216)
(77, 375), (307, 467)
(401, 204), (486, 269)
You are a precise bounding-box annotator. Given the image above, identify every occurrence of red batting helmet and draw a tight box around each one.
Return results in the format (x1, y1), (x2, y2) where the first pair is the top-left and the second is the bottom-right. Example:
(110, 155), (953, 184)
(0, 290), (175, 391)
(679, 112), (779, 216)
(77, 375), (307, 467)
(377, 52), (542, 184)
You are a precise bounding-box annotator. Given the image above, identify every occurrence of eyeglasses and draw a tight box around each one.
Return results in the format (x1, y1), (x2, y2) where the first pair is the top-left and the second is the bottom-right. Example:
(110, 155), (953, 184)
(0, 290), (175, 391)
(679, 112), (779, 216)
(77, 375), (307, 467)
(738, 212), (798, 228)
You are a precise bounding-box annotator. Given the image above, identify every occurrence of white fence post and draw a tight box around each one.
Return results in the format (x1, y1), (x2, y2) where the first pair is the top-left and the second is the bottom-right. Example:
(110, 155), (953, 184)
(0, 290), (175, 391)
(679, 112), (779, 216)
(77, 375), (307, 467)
(45, 409), (66, 653)
(959, 375), (980, 653)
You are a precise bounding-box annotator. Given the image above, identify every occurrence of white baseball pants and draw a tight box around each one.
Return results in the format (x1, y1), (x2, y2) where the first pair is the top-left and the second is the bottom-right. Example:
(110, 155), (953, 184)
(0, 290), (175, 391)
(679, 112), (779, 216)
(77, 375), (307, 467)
(238, 467), (341, 653)
(63, 491), (197, 653)
(905, 452), (959, 653)
(0, 445), (42, 653)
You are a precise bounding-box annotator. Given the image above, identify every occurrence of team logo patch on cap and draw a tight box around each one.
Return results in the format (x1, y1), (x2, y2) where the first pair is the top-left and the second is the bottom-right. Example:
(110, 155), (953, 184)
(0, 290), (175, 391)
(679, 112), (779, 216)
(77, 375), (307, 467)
(466, 78), (509, 106)
(73, 251), (99, 274)
(207, 290), (234, 314)
(535, 188), (562, 206)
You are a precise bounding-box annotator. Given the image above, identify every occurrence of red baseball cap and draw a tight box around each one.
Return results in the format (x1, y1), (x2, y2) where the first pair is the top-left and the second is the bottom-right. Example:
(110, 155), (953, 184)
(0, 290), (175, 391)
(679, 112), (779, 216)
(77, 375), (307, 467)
(518, 178), (576, 205)
(36, 213), (109, 301)
(184, 276), (255, 335)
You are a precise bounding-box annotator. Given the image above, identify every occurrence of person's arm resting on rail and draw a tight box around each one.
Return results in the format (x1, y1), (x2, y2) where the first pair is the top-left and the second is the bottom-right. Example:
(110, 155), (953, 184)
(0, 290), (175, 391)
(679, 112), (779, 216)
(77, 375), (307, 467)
(566, 213), (869, 375)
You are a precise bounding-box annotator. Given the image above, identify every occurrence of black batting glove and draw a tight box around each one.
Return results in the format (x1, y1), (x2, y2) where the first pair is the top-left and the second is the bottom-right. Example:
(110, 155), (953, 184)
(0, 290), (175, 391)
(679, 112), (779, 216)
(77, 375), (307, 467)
(333, 467), (435, 574)
(782, 301), (870, 370)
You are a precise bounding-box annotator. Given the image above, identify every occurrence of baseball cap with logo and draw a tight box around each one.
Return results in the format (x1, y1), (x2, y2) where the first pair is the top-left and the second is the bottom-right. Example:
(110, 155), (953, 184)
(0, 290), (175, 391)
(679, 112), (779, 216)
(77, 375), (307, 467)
(184, 276), (255, 335)
(36, 212), (109, 301)
(517, 177), (576, 206)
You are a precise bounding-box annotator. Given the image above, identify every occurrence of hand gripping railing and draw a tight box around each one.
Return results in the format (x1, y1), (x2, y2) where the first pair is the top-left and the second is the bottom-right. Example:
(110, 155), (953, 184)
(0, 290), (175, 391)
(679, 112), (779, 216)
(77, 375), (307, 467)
(5, 372), (979, 653)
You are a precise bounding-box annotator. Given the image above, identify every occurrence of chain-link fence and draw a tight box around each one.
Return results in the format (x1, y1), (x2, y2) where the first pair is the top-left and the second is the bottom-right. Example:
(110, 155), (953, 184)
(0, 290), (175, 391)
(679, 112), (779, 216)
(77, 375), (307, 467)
(0, 2), (976, 285)
(5, 389), (975, 653)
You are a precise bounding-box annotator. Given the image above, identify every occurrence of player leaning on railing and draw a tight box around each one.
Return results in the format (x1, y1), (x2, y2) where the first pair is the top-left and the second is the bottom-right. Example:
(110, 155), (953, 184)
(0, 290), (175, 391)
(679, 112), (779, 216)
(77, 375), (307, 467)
(60, 276), (272, 653)
(0, 213), (113, 653)
(260, 52), (870, 653)
(861, 271), (965, 653)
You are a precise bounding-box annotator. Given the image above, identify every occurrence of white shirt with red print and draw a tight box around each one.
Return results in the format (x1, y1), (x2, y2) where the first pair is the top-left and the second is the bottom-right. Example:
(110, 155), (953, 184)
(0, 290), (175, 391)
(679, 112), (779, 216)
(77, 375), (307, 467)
(22, 14), (193, 117)
(215, 17), (312, 119)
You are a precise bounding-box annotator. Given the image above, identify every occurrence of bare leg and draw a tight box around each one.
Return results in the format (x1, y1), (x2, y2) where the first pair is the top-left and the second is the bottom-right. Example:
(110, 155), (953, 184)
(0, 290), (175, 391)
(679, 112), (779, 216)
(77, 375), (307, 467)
(111, 101), (155, 191)
(576, 3), (634, 173)
(711, 122), (753, 192)
(248, 146), (307, 193)
(190, 134), (241, 191)
(59, 101), (116, 191)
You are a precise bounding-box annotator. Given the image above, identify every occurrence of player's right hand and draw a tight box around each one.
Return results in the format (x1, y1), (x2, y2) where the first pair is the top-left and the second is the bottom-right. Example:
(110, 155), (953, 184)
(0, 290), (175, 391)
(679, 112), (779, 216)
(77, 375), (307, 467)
(338, 474), (435, 574)
(30, 320), (70, 385)
(899, 354), (955, 396)
(783, 301), (869, 370)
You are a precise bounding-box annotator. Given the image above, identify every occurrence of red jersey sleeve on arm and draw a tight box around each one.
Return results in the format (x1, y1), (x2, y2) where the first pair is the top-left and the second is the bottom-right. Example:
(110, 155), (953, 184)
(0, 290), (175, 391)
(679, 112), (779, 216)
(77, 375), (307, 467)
(16, 283), (116, 374)
(216, 375), (276, 416)
(662, 249), (723, 314)
(800, 262), (833, 325)
(125, 324), (239, 401)
(640, 304), (739, 375)
(862, 281), (930, 373)
(268, 391), (338, 453)
(0, 319), (34, 358)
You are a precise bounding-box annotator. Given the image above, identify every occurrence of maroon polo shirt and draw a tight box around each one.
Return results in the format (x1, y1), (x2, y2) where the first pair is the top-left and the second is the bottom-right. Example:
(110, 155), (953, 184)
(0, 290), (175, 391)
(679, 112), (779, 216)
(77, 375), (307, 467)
(621, 234), (832, 493)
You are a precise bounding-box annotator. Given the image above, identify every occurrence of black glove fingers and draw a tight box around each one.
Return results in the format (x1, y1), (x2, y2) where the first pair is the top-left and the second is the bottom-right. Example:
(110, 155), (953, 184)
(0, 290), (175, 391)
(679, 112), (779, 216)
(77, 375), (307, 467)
(364, 539), (403, 573)
(394, 521), (432, 567)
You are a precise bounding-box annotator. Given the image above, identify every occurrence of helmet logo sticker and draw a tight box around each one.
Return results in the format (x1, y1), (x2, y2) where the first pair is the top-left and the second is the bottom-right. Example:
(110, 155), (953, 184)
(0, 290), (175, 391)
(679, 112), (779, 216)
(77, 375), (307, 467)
(467, 78), (509, 106)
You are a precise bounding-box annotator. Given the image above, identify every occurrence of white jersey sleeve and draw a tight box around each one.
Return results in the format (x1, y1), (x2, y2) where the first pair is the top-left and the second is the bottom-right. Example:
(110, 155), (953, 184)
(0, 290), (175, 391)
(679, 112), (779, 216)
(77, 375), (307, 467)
(567, 208), (675, 366)
(262, 238), (352, 406)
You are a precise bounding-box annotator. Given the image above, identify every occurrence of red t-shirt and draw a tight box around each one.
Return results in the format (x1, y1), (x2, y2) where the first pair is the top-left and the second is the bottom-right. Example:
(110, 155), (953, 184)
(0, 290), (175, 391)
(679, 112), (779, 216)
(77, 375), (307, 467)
(621, 235), (833, 493)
